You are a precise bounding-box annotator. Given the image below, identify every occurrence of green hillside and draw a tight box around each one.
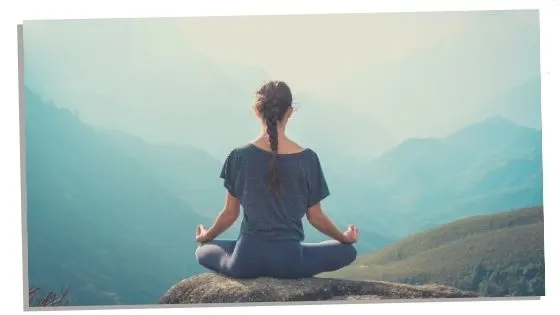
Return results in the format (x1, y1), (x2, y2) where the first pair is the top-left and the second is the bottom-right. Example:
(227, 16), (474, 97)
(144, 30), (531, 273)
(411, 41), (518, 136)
(321, 206), (545, 297)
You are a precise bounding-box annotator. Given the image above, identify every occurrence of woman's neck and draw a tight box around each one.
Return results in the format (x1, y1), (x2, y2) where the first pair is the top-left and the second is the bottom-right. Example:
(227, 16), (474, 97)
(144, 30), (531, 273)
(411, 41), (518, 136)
(255, 125), (289, 145)
(259, 124), (287, 139)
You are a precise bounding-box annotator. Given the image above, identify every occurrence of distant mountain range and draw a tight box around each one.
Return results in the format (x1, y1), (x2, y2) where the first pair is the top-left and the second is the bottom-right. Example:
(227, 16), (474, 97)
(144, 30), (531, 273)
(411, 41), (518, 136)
(481, 77), (541, 129)
(22, 19), (401, 164)
(24, 87), (208, 306)
(335, 115), (543, 238)
(21, 85), (392, 308)
(99, 128), (246, 240)
(22, 84), (543, 305)
(22, 15), (543, 306)
(321, 205), (545, 297)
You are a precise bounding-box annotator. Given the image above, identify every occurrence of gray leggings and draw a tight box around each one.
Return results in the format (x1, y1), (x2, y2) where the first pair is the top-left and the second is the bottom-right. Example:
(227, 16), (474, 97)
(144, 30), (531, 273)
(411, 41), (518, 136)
(195, 233), (357, 279)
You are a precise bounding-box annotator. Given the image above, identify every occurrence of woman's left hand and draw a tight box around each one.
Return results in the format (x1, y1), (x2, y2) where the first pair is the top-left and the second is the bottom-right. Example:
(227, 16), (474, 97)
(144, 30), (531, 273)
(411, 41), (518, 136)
(342, 224), (359, 244)
(195, 224), (209, 243)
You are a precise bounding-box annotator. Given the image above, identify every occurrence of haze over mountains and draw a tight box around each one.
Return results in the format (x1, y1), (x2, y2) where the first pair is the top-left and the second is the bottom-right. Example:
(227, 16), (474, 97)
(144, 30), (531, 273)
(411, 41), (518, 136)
(319, 11), (541, 139)
(354, 115), (543, 237)
(22, 11), (540, 160)
(23, 82), (543, 305)
(22, 11), (543, 306)
(24, 88), (207, 306)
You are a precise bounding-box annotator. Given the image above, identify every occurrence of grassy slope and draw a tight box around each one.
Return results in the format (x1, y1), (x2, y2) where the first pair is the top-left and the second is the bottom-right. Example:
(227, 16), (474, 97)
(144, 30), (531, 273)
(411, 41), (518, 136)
(321, 206), (545, 296)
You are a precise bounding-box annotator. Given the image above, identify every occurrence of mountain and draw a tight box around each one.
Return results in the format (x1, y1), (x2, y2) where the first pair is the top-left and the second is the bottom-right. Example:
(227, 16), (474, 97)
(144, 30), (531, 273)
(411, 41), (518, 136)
(23, 85), (393, 308)
(357, 116), (543, 237)
(101, 131), (223, 216)
(477, 77), (541, 130)
(22, 89), (543, 305)
(98, 129), (248, 239)
(22, 19), (258, 161)
(23, 87), (209, 306)
(23, 18), (404, 170)
(321, 206), (545, 297)
(103, 129), (395, 251)
(21, 19), (402, 248)
(443, 115), (541, 160)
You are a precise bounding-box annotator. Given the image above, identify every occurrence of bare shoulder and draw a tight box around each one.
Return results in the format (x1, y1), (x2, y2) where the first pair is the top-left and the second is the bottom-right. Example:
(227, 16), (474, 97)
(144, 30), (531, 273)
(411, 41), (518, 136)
(284, 139), (307, 154)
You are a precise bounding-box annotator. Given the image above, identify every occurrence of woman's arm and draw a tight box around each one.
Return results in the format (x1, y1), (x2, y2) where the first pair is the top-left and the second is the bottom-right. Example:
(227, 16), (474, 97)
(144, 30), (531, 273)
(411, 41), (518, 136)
(198, 191), (240, 242)
(306, 203), (353, 244)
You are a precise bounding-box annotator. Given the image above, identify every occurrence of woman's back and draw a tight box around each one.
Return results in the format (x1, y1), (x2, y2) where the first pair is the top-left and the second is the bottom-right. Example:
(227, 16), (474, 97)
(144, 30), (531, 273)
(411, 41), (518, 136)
(194, 80), (357, 279)
(199, 141), (356, 279)
(221, 143), (330, 242)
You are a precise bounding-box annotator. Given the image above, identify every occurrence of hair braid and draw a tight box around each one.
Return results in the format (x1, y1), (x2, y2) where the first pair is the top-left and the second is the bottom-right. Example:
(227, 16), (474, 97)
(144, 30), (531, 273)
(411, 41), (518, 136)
(254, 81), (293, 196)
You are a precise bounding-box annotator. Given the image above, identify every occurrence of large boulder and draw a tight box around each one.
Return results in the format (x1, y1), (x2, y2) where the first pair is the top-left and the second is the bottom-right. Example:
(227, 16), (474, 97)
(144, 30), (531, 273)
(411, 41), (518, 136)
(159, 273), (478, 304)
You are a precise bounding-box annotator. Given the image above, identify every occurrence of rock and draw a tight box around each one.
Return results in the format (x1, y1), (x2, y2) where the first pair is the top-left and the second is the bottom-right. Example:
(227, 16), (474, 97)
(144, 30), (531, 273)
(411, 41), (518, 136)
(159, 273), (478, 304)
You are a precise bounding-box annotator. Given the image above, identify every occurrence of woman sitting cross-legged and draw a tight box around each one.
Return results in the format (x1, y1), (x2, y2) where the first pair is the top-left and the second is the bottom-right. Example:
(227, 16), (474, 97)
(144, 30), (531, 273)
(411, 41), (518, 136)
(195, 80), (359, 279)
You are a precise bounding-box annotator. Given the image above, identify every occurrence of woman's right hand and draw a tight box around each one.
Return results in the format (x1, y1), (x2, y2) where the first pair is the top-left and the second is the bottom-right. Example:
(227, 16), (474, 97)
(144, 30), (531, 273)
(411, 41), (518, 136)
(342, 224), (359, 244)
(195, 224), (210, 243)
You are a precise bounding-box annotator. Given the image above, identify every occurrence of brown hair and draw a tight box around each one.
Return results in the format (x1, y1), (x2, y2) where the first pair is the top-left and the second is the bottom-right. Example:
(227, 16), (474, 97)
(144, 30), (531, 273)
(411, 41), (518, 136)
(254, 80), (293, 196)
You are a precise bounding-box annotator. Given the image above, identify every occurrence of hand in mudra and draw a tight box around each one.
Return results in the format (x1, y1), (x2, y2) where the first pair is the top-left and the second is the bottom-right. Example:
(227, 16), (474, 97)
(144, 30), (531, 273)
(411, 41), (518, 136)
(195, 224), (209, 243)
(343, 224), (359, 244)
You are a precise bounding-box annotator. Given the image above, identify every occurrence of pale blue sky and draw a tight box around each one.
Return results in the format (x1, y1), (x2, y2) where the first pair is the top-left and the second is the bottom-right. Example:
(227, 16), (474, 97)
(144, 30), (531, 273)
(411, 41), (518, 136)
(22, 10), (541, 158)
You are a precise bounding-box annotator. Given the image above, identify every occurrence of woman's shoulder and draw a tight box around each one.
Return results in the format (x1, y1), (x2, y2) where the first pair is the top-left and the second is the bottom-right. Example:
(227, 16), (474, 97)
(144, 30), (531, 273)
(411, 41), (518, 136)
(225, 143), (264, 160)
(225, 143), (252, 158)
(288, 141), (316, 156)
(282, 139), (314, 155)
(226, 141), (319, 161)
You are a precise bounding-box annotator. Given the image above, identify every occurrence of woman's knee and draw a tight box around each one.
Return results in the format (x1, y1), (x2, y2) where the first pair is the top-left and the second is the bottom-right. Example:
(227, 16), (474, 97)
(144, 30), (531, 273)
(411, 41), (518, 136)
(195, 243), (217, 269)
(339, 243), (357, 266)
(195, 244), (207, 264)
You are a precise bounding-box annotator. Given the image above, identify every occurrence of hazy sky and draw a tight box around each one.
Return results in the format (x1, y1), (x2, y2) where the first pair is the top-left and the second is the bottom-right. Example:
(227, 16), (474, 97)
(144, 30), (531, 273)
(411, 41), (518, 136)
(174, 10), (539, 98)
(22, 10), (541, 158)
(175, 13), (461, 90)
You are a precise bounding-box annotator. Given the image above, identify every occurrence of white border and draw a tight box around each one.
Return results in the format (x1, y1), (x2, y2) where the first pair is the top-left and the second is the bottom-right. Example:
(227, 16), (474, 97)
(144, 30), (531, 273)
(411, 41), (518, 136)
(2, 0), (558, 314)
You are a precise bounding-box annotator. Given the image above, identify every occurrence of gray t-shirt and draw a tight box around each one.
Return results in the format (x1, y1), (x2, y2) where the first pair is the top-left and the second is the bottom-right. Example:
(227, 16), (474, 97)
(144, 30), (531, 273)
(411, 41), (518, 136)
(220, 143), (330, 242)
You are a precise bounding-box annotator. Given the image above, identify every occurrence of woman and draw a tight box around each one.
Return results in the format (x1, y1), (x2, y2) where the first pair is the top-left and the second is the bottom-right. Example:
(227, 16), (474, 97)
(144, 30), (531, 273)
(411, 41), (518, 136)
(195, 80), (359, 279)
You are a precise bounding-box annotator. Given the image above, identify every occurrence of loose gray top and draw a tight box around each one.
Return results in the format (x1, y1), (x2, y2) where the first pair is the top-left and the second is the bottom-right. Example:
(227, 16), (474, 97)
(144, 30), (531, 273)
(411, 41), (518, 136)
(220, 143), (330, 242)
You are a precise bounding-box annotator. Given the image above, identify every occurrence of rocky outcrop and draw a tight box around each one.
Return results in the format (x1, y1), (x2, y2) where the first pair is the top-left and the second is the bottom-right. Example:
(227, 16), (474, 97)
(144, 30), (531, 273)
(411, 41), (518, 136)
(159, 273), (478, 304)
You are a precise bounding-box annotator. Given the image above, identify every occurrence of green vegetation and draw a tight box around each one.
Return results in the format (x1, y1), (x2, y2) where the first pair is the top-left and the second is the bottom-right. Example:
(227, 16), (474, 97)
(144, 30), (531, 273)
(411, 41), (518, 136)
(23, 82), (543, 305)
(29, 286), (71, 307)
(322, 206), (545, 297)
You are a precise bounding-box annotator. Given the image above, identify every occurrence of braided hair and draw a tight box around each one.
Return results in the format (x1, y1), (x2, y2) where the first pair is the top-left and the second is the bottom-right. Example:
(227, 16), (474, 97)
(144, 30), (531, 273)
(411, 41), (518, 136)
(254, 81), (293, 196)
